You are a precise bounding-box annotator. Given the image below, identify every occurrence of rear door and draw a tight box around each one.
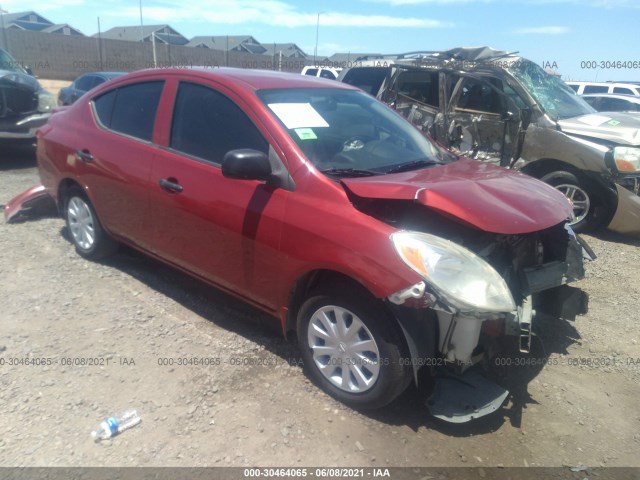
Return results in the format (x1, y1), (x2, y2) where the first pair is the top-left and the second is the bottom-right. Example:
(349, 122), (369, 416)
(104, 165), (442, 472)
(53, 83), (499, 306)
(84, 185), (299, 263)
(75, 80), (164, 249)
(148, 80), (287, 309)
(386, 67), (441, 135)
(445, 74), (523, 166)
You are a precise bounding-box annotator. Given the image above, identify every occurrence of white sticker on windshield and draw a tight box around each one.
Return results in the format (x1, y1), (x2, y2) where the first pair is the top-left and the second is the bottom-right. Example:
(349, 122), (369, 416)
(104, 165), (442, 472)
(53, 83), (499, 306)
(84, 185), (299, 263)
(268, 103), (329, 129)
(577, 115), (612, 126)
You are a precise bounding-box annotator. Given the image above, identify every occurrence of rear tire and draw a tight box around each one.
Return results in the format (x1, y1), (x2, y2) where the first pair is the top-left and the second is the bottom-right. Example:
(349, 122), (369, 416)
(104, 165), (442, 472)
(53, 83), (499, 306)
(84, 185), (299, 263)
(541, 170), (611, 232)
(65, 188), (118, 260)
(297, 286), (412, 410)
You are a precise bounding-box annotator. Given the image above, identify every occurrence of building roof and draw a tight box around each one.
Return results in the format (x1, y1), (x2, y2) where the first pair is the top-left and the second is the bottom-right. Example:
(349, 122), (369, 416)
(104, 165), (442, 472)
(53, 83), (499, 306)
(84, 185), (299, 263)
(1, 11), (84, 35)
(97, 24), (188, 45)
(1, 10), (54, 26)
(187, 35), (266, 54)
(263, 43), (307, 58)
(326, 53), (383, 63)
(42, 23), (85, 35)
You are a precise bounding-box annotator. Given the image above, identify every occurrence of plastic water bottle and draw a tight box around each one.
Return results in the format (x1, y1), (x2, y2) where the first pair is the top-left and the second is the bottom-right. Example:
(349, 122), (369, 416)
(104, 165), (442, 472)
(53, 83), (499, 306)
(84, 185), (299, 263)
(91, 409), (141, 442)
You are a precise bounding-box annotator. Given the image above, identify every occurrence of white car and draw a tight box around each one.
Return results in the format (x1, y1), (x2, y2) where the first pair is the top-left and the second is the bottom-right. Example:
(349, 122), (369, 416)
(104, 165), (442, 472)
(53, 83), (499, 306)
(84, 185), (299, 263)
(582, 93), (640, 112)
(301, 66), (341, 80)
(567, 81), (640, 96)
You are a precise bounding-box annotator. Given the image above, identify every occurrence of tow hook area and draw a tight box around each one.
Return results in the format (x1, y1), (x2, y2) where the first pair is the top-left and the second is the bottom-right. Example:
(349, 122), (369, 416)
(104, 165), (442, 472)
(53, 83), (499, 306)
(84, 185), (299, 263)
(427, 371), (509, 423)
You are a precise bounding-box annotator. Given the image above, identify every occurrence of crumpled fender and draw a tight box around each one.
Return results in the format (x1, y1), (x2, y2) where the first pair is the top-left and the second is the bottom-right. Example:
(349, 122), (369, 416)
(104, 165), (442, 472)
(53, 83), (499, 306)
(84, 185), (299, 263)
(4, 184), (53, 223)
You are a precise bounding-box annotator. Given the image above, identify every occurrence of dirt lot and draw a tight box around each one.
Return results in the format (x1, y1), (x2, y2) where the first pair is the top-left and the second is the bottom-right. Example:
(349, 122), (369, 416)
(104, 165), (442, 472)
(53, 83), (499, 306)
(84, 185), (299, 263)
(1, 144), (639, 469)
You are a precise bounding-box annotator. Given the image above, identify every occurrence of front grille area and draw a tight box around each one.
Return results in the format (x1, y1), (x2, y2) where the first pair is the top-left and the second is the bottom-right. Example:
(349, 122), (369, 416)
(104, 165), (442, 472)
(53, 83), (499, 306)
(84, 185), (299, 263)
(0, 84), (38, 119)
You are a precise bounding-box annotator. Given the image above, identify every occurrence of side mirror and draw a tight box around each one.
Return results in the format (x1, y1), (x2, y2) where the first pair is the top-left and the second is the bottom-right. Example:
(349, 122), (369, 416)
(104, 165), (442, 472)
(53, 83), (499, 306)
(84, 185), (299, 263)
(221, 149), (272, 182)
(25, 66), (34, 76)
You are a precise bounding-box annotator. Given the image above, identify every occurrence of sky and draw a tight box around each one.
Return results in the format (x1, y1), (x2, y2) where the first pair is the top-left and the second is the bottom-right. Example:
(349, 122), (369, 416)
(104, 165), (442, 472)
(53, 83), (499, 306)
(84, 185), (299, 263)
(3, 0), (640, 81)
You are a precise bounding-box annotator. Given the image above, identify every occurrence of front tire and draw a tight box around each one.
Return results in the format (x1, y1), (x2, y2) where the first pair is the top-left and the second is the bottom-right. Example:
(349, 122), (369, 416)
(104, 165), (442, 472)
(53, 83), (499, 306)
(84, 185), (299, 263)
(65, 188), (117, 260)
(541, 170), (611, 232)
(297, 287), (411, 410)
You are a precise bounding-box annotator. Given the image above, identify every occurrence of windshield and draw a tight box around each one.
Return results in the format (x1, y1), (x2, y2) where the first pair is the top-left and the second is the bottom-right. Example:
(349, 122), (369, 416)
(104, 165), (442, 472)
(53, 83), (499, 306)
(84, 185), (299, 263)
(508, 60), (596, 120)
(258, 88), (443, 176)
(0, 49), (29, 75)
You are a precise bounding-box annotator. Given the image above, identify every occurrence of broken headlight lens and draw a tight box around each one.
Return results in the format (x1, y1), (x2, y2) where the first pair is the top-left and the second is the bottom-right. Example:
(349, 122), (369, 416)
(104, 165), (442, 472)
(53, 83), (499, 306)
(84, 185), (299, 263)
(391, 231), (516, 313)
(613, 146), (640, 173)
(38, 91), (57, 112)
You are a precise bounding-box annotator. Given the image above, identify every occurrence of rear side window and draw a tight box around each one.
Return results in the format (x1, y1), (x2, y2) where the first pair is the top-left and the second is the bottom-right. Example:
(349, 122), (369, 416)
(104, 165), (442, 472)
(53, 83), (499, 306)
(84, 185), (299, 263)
(319, 69), (336, 80)
(170, 82), (268, 164)
(599, 97), (637, 111)
(395, 69), (439, 107)
(92, 81), (164, 142)
(75, 75), (94, 91)
(567, 84), (579, 92)
(583, 85), (608, 94)
(304, 68), (318, 76)
(341, 67), (390, 96)
(613, 87), (634, 95)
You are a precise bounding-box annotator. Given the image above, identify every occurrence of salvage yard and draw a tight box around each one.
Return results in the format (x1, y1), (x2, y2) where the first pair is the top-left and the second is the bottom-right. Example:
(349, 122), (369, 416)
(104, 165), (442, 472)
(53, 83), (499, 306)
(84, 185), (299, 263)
(1, 143), (640, 468)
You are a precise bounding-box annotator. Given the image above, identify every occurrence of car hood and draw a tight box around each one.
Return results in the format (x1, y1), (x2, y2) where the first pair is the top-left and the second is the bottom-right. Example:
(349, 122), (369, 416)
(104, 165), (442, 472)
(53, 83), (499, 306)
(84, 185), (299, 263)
(0, 69), (40, 92)
(341, 159), (572, 234)
(558, 112), (640, 146)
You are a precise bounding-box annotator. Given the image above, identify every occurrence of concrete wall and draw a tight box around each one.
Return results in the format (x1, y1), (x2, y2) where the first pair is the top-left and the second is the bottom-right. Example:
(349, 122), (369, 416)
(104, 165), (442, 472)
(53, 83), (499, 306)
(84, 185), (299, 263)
(1, 28), (313, 80)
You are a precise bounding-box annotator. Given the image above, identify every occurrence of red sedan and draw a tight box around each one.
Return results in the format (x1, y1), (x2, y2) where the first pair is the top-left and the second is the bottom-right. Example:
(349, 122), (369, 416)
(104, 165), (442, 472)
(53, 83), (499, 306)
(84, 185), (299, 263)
(31, 68), (591, 421)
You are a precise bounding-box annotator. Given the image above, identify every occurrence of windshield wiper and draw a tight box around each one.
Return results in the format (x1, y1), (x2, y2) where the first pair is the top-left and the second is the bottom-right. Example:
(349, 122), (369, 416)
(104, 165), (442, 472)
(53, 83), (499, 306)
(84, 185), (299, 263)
(320, 168), (379, 178)
(384, 159), (441, 174)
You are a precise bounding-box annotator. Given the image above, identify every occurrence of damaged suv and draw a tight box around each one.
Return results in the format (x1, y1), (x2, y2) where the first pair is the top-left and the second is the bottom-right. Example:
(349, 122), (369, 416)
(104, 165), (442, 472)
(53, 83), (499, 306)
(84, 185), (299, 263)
(18, 69), (592, 422)
(0, 48), (56, 142)
(339, 47), (640, 234)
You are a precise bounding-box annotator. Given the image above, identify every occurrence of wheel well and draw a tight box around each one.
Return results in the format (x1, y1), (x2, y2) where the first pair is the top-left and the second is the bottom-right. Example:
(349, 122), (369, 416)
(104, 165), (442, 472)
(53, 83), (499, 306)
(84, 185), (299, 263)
(520, 158), (617, 211)
(57, 179), (83, 217)
(285, 270), (383, 335)
(519, 158), (582, 180)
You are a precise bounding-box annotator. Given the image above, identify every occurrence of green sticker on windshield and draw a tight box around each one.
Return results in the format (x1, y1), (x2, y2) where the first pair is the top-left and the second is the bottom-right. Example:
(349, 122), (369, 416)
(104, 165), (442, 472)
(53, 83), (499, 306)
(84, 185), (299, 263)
(295, 128), (317, 140)
(608, 119), (621, 126)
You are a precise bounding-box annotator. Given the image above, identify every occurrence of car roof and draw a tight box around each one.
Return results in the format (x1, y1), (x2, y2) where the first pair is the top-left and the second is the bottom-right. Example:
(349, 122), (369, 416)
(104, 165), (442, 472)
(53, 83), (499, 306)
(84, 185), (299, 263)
(567, 81), (639, 87)
(115, 67), (359, 91)
(582, 93), (640, 101)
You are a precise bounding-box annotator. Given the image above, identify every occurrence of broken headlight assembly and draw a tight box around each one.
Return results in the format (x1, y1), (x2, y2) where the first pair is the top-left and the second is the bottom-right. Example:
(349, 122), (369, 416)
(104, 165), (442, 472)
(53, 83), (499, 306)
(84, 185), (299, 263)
(391, 231), (516, 313)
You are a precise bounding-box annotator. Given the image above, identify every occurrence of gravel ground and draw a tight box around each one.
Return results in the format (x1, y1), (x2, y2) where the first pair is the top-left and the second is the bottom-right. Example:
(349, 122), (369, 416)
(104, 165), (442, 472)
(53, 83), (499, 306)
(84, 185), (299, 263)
(1, 144), (639, 468)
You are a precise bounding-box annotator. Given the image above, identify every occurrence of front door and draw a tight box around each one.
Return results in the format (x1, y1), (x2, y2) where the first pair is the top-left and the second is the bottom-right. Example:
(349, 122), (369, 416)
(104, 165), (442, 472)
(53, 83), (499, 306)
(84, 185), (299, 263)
(446, 74), (523, 167)
(148, 81), (287, 310)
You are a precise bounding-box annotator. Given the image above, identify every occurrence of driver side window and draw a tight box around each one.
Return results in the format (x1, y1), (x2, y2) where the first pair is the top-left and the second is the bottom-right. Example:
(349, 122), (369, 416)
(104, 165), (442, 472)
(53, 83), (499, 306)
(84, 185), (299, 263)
(455, 78), (504, 114)
(170, 82), (268, 165)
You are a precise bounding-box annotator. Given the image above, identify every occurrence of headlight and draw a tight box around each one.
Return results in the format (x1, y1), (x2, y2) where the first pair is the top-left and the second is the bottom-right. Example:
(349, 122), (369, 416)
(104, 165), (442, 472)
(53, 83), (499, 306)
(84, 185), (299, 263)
(391, 231), (516, 313)
(613, 146), (640, 173)
(38, 91), (57, 112)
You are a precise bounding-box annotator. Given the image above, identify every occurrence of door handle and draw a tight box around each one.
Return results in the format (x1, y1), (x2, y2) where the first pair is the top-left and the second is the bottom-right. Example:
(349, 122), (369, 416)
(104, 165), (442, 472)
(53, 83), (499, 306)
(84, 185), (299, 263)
(159, 178), (183, 193)
(76, 149), (93, 162)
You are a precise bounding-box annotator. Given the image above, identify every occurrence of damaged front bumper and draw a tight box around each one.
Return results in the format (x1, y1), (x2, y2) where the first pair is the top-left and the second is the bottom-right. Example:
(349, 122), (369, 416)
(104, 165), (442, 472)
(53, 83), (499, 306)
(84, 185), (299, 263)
(0, 112), (51, 139)
(387, 227), (592, 423)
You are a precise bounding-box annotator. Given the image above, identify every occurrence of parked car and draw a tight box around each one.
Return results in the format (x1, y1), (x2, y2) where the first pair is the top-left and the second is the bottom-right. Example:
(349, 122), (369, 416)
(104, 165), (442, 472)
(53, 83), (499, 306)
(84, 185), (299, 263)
(0, 48), (56, 142)
(301, 65), (340, 80)
(58, 72), (125, 106)
(14, 68), (591, 422)
(338, 47), (640, 234)
(582, 93), (640, 113)
(566, 81), (640, 96)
